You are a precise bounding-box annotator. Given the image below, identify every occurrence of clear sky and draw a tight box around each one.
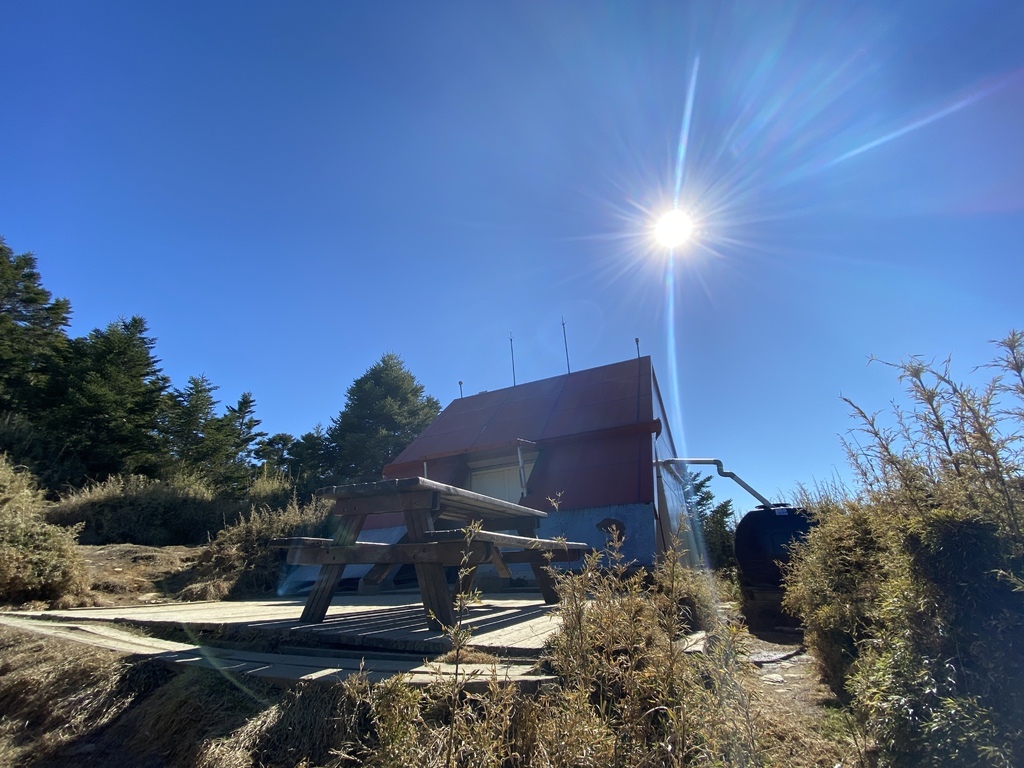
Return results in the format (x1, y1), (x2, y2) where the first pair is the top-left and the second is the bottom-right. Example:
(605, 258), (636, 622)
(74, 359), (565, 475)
(2, 1), (1022, 511)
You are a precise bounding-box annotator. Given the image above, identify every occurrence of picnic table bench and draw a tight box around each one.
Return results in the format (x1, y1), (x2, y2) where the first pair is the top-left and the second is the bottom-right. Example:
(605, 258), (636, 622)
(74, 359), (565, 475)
(271, 477), (589, 630)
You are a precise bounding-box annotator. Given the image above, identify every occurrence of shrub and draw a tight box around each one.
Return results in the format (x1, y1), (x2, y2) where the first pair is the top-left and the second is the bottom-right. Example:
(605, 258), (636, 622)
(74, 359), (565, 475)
(177, 494), (334, 600)
(0, 454), (87, 605)
(47, 473), (243, 546)
(784, 331), (1024, 765)
(545, 537), (761, 766)
(783, 494), (885, 696)
(245, 469), (295, 513)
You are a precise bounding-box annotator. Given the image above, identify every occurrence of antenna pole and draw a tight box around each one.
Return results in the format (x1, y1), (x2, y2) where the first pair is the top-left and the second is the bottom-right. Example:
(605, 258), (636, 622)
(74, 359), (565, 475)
(562, 316), (571, 373)
(458, 380), (463, 398)
(635, 337), (640, 358)
(509, 331), (516, 386)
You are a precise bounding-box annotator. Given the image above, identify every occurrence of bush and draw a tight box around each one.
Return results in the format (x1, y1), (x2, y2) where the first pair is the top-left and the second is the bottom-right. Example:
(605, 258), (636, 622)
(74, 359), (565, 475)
(47, 473), (244, 546)
(544, 537), (761, 765)
(0, 454), (87, 605)
(784, 331), (1024, 766)
(177, 495), (334, 600)
(245, 469), (296, 513)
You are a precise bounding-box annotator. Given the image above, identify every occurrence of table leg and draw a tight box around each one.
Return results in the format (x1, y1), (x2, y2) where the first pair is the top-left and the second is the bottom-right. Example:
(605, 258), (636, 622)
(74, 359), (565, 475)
(359, 533), (409, 594)
(405, 509), (456, 630)
(300, 508), (367, 623)
(517, 524), (560, 603)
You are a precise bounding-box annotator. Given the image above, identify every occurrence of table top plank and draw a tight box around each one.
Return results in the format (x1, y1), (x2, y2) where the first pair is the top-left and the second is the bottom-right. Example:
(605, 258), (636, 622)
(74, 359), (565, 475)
(316, 477), (547, 521)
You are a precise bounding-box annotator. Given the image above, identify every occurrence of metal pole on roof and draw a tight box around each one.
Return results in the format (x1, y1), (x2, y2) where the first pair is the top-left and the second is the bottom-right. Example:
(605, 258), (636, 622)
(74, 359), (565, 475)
(562, 316), (571, 373)
(509, 331), (516, 386)
(635, 337), (641, 358)
(458, 380), (463, 398)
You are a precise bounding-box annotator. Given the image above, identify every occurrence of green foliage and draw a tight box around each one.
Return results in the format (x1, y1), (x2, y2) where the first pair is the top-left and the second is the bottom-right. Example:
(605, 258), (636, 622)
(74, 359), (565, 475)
(163, 378), (269, 497)
(327, 353), (441, 484)
(0, 237), (71, 415)
(0, 411), (87, 491)
(48, 473), (242, 546)
(685, 472), (737, 570)
(0, 454), (87, 604)
(784, 331), (1024, 766)
(41, 316), (170, 484)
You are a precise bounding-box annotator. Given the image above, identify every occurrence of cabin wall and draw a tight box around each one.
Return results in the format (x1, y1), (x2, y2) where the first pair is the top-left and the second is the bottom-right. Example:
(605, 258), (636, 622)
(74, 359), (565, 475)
(538, 502), (658, 567)
(519, 433), (654, 512)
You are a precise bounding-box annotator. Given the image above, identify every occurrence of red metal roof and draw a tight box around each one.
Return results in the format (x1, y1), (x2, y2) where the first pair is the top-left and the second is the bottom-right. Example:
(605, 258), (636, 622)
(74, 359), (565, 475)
(388, 357), (655, 463)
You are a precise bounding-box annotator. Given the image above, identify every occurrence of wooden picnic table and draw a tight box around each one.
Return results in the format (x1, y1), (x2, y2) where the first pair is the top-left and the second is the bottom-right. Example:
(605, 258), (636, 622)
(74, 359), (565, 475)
(272, 477), (588, 630)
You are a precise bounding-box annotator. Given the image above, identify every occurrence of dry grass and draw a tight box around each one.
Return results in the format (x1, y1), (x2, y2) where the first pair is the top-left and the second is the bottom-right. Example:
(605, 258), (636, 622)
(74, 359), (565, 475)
(47, 473), (242, 547)
(174, 495), (333, 601)
(0, 543), (856, 768)
(0, 626), (172, 766)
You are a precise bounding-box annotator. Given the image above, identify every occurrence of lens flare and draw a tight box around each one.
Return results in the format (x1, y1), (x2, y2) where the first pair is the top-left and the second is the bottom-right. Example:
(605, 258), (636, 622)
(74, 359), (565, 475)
(654, 209), (694, 249)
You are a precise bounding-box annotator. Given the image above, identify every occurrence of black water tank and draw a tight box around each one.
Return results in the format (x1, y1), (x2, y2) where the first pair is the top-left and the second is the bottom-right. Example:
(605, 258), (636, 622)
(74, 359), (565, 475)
(734, 505), (813, 596)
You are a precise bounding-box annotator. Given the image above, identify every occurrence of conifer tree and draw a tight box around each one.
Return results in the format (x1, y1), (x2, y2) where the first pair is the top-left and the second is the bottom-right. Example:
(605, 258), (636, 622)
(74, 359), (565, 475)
(286, 425), (333, 495)
(684, 471), (737, 570)
(326, 353), (440, 484)
(0, 237), (71, 414)
(44, 316), (169, 483)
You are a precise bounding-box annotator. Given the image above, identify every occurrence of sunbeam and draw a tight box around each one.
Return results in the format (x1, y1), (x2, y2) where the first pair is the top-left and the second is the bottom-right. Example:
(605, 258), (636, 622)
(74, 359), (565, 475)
(825, 69), (1023, 168)
(674, 55), (702, 206)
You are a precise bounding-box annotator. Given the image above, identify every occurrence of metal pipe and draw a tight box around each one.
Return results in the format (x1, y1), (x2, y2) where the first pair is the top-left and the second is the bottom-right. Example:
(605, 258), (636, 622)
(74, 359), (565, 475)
(656, 457), (775, 508)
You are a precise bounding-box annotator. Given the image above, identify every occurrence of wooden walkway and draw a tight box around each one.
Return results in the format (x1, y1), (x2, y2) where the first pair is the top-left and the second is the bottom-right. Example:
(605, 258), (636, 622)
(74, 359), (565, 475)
(9, 593), (560, 655)
(0, 608), (552, 692)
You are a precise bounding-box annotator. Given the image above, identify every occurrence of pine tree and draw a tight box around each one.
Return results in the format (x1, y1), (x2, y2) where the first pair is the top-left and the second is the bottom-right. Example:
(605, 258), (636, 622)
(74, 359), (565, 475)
(286, 425), (333, 495)
(225, 392), (267, 468)
(0, 237), (71, 414)
(44, 316), (170, 482)
(254, 432), (295, 475)
(164, 378), (268, 496)
(326, 353), (440, 484)
(684, 472), (737, 570)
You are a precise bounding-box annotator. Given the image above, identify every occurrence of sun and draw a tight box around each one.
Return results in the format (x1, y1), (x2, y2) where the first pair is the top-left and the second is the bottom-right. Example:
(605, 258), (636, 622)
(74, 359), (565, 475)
(653, 209), (694, 249)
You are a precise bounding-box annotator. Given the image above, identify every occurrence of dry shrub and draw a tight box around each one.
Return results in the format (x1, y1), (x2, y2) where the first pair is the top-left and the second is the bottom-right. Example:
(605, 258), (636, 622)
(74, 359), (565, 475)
(544, 537), (764, 766)
(782, 493), (883, 696)
(48, 473), (243, 546)
(785, 331), (1024, 766)
(0, 454), (87, 605)
(246, 470), (296, 514)
(195, 677), (373, 768)
(177, 494), (333, 600)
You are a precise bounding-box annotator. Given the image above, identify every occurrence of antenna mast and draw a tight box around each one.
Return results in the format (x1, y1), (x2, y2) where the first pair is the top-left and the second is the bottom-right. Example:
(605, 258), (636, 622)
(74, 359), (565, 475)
(509, 331), (516, 386)
(562, 316), (571, 373)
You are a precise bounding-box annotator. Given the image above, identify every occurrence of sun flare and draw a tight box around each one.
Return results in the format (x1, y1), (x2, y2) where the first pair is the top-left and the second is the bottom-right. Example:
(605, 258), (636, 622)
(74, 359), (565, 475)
(653, 209), (694, 249)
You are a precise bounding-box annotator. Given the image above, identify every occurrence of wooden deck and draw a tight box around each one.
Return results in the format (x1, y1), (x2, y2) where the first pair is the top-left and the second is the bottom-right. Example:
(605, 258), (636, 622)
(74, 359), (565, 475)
(0, 614), (550, 692)
(7, 592), (561, 656)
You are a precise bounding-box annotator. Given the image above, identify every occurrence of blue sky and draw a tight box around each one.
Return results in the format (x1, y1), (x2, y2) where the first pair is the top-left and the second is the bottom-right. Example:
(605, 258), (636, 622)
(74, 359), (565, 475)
(2, 1), (1022, 511)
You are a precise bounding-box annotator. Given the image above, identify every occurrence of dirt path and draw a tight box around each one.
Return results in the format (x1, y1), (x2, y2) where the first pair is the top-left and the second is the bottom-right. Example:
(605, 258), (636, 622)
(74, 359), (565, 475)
(79, 544), (200, 605)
